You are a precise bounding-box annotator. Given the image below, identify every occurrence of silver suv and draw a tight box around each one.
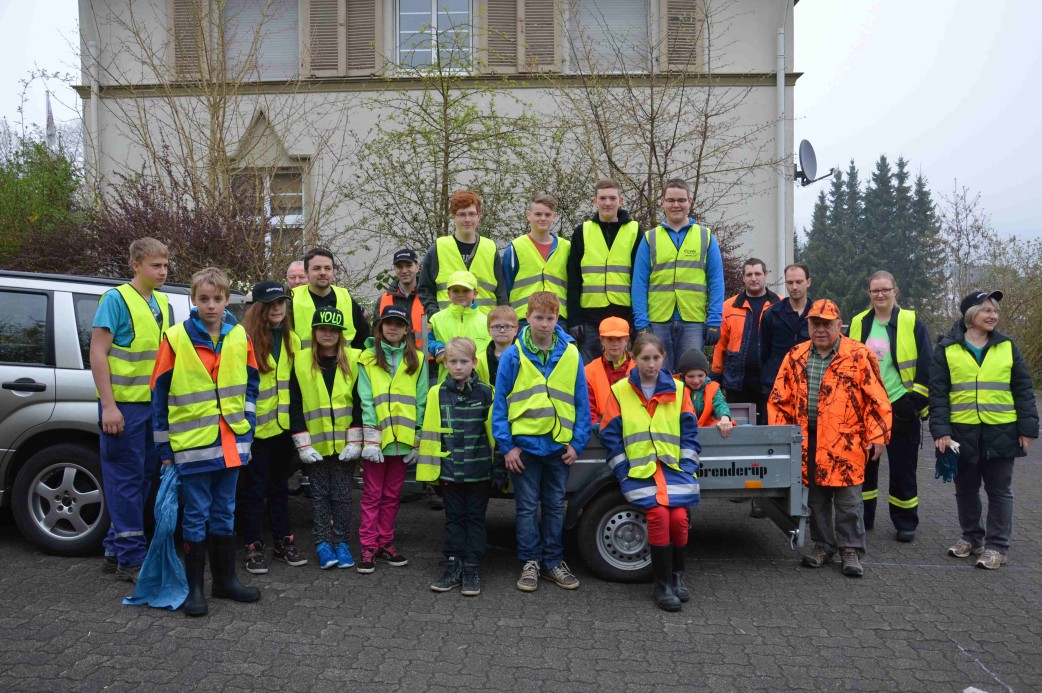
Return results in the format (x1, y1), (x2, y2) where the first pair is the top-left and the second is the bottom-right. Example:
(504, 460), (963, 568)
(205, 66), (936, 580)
(0, 270), (244, 555)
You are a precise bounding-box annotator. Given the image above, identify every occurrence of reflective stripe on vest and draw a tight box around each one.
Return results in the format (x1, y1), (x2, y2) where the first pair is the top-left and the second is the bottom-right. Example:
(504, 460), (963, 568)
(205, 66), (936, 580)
(294, 347), (359, 457)
(255, 332), (298, 439)
(505, 340), (579, 444)
(165, 323), (250, 459)
(359, 349), (423, 449)
(850, 308), (927, 402)
(508, 235), (570, 320)
(429, 306), (492, 382)
(378, 292), (425, 351)
(434, 235), (499, 315)
(580, 220), (639, 308)
(945, 341), (1016, 424)
(647, 224), (710, 323)
(415, 384), (494, 482)
(291, 284), (356, 350)
(611, 377), (685, 479)
(103, 284), (169, 403)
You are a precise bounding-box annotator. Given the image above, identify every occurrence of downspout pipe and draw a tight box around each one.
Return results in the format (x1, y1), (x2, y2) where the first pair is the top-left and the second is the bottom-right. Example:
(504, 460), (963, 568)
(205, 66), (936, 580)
(88, 40), (100, 196)
(776, 27), (787, 288)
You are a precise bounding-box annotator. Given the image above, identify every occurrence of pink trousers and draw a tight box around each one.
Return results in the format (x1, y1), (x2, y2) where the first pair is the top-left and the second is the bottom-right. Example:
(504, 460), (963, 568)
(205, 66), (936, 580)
(358, 454), (406, 550)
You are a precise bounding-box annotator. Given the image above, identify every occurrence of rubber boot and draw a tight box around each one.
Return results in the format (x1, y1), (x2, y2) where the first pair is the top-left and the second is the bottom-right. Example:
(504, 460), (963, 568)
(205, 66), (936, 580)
(671, 543), (690, 603)
(650, 543), (681, 612)
(182, 540), (208, 617)
(209, 534), (261, 603)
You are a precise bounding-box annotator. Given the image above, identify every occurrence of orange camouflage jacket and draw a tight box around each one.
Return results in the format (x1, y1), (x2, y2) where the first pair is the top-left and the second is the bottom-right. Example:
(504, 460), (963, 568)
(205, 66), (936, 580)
(767, 336), (892, 487)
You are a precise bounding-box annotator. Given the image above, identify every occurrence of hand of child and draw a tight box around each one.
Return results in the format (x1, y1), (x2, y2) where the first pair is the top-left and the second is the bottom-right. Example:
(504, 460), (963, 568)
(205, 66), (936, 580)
(716, 417), (734, 438)
(403, 448), (419, 466)
(504, 447), (524, 473)
(561, 444), (578, 465)
(298, 446), (323, 464)
(361, 444), (384, 463)
(100, 404), (125, 436)
(162, 458), (172, 467)
(341, 428), (363, 461)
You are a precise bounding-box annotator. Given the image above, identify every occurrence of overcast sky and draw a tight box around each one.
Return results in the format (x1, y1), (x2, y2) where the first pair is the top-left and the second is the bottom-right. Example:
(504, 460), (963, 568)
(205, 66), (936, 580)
(1, 0), (1038, 240)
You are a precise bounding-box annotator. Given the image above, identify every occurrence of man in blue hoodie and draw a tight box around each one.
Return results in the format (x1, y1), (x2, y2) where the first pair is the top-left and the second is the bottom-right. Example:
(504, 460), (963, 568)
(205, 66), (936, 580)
(492, 291), (591, 593)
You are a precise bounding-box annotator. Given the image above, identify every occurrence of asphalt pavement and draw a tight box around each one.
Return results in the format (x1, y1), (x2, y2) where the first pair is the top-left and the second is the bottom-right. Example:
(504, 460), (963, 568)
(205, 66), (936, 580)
(1, 419), (1040, 692)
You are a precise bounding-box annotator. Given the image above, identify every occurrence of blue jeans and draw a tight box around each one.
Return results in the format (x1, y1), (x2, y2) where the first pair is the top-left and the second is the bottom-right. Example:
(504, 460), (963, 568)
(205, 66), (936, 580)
(650, 320), (704, 372)
(511, 450), (570, 569)
(99, 401), (159, 567)
(181, 467), (239, 543)
(955, 455), (1014, 553)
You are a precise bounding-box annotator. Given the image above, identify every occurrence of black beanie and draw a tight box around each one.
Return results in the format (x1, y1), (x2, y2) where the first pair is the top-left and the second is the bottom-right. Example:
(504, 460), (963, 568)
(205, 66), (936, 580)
(677, 348), (710, 375)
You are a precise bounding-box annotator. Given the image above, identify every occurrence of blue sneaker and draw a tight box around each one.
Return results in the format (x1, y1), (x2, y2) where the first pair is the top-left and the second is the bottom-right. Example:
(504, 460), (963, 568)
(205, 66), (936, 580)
(316, 542), (337, 570)
(335, 542), (355, 568)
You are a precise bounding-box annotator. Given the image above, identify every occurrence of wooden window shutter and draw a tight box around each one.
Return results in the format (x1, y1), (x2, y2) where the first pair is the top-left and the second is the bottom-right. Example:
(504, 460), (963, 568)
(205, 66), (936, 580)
(485, 0), (519, 73)
(346, 0), (381, 76)
(662, 0), (703, 71)
(308, 0), (345, 76)
(172, 0), (204, 78)
(519, 0), (560, 72)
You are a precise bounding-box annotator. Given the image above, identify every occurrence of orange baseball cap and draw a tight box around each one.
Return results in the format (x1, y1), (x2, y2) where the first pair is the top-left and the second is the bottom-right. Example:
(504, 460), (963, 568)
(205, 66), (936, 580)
(598, 317), (630, 338)
(807, 299), (841, 321)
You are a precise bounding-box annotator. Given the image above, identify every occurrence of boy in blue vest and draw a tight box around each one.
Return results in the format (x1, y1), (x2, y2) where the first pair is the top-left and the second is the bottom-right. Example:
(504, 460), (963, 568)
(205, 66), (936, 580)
(90, 237), (169, 582)
(492, 291), (591, 592)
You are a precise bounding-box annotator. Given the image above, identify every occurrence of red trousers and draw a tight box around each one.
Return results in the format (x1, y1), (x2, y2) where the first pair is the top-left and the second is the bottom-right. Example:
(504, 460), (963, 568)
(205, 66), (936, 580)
(646, 505), (689, 547)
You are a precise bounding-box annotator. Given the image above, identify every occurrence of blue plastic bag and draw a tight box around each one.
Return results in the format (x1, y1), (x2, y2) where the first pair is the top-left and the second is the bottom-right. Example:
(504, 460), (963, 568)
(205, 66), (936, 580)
(123, 464), (188, 610)
(934, 448), (959, 483)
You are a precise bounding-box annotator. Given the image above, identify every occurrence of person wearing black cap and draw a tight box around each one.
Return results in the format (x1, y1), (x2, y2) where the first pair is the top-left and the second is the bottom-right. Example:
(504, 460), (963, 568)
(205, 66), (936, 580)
(930, 290), (1038, 570)
(237, 281), (308, 574)
(378, 248), (427, 354)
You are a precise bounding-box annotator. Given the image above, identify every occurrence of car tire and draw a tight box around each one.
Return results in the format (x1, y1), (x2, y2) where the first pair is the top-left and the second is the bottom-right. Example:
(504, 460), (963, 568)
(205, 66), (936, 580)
(576, 489), (652, 583)
(11, 443), (109, 556)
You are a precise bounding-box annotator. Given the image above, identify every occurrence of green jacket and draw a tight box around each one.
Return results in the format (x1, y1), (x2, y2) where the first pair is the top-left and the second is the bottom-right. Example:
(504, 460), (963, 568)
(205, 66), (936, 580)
(358, 337), (428, 454)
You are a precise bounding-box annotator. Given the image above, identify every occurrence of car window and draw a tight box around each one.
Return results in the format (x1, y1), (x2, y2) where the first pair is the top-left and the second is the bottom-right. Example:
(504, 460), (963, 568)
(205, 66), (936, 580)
(0, 290), (50, 365)
(73, 293), (99, 369)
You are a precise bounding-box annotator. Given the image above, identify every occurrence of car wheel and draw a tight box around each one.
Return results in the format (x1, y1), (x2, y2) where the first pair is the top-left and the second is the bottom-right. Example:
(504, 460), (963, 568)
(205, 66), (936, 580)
(576, 489), (652, 583)
(11, 443), (108, 556)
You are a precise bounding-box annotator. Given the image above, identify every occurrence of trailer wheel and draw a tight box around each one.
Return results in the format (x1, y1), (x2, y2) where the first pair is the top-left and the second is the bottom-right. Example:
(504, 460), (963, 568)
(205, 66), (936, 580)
(576, 490), (652, 583)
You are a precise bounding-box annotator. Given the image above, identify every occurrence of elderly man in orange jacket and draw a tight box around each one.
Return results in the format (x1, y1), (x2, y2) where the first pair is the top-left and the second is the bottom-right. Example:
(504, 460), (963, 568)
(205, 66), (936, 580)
(768, 299), (892, 578)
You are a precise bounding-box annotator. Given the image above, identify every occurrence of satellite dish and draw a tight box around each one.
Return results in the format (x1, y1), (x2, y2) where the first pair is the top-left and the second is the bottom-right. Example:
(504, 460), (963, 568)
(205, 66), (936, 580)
(794, 139), (834, 186)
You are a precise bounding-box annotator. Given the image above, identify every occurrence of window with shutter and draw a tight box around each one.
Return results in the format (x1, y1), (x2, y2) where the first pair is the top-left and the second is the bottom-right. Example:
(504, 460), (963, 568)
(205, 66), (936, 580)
(485, 0), (518, 72)
(662, 0), (703, 71)
(308, 0), (345, 76)
(223, 0), (300, 80)
(519, 0), (559, 72)
(232, 167), (306, 256)
(566, 0), (651, 74)
(346, 0), (380, 75)
(172, 0), (204, 78)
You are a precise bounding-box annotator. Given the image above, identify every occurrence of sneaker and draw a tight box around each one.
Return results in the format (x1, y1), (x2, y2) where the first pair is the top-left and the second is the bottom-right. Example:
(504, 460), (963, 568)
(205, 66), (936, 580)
(461, 567), (481, 597)
(516, 560), (540, 592)
(316, 541), (337, 570)
(975, 549), (1008, 570)
(273, 535), (308, 567)
(102, 554), (118, 574)
(430, 557), (463, 592)
(947, 539), (985, 558)
(801, 543), (835, 568)
(540, 561), (580, 590)
(357, 548), (376, 574)
(245, 541), (268, 574)
(840, 548), (864, 578)
(335, 542), (355, 569)
(115, 564), (141, 583)
(376, 544), (408, 567)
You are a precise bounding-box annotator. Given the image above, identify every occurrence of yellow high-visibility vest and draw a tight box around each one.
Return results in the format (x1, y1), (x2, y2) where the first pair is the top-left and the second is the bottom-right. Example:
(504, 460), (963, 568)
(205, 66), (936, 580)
(505, 339), (579, 444)
(291, 284), (356, 349)
(102, 284), (169, 403)
(416, 383), (494, 482)
(647, 224), (710, 323)
(293, 347), (360, 457)
(945, 341), (1016, 425)
(164, 323), (250, 456)
(434, 235), (498, 315)
(359, 350), (424, 449)
(580, 219), (639, 309)
(508, 235), (570, 320)
(429, 304), (491, 382)
(611, 376), (684, 479)
(254, 332), (300, 439)
(850, 308), (929, 408)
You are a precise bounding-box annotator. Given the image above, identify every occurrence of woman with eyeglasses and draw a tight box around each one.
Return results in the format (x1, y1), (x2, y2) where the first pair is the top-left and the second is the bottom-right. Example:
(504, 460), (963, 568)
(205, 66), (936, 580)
(848, 271), (933, 542)
(929, 290), (1037, 570)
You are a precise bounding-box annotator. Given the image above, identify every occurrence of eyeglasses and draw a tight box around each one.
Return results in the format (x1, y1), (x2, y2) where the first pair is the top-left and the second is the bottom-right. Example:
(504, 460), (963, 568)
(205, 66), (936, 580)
(663, 198), (689, 206)
(490, 324), (516, 332)
(869, 288), (895, 296)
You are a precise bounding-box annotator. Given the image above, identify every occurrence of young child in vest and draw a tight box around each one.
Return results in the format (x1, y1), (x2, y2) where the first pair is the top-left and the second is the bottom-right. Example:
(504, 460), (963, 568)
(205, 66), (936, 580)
(289, 306), (362, 571)
(677, 348), (734, 438)
(151, 267), (260, 617)
(91, 237), (169, 582)
(492, 291), (591, 593)
(417, 337), (501, 596)
(428, 270), (491, 382)
(357, 304), (429, 573)
(237, 280), (308, 574)
(599, 334), (701, 612)
(503, 194), (572, 326)
(585, 316), (635, 429)
(476, 305), (518, 388)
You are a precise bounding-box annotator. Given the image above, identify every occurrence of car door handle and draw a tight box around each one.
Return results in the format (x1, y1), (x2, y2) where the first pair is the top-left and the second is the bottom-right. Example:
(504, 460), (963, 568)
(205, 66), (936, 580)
(2, 380), (47, 392)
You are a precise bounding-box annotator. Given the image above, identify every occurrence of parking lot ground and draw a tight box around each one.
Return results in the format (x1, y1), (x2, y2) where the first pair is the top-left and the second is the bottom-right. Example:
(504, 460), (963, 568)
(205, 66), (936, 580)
(1, 428), (1040, 693)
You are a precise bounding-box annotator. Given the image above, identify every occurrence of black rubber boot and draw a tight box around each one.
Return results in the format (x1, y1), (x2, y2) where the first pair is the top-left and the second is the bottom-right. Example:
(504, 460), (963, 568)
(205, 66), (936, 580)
(671, 543), (690, 603)
(651, 544), (681, 612)
(209, 534), (261, 603)
(182, 540), (208, 617)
